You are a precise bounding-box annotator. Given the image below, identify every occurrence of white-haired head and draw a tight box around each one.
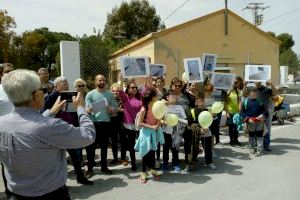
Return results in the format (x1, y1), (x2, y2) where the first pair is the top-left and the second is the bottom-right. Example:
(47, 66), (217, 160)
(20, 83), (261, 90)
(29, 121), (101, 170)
(53, 76), (69, 92)
(2, 69), (41, 106)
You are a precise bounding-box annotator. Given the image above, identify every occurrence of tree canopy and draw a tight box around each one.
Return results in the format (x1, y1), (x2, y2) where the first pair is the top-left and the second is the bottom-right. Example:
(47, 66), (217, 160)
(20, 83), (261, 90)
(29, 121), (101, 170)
(103, 0), (165, 46)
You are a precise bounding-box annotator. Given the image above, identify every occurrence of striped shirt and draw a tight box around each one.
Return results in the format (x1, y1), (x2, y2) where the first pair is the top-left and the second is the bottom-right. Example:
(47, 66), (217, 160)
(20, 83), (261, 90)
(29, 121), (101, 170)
(0, 106), (95, 197)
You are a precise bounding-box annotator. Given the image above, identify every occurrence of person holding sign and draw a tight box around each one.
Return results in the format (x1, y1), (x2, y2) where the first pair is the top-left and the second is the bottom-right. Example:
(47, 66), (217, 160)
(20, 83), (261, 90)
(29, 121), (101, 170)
(117, 79), (143, 171)
(85, 75), (117, 178)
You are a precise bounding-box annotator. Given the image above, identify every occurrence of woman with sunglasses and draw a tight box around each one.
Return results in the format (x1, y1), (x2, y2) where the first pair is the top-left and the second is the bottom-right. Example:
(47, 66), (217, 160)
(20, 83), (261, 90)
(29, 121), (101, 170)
(118, 79), (142, 171)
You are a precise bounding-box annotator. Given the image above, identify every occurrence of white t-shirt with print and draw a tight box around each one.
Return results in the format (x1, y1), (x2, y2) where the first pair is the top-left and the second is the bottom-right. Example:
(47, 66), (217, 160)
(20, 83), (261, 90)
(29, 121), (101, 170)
(163, 104), (187, 134)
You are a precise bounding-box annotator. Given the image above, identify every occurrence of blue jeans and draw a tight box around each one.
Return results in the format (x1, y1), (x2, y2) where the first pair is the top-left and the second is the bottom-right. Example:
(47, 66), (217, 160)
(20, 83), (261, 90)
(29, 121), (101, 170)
(264, 115), (272, 148)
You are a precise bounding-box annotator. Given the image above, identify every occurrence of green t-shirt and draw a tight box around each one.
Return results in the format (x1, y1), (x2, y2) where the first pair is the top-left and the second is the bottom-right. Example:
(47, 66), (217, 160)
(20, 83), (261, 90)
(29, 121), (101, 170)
(85, 89), (116, 122)
(227, 90), (241, 114)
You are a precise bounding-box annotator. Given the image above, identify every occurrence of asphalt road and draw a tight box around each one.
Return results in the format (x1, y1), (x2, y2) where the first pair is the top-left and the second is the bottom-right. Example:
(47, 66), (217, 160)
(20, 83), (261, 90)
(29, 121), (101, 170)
(1, 120), (300, 200)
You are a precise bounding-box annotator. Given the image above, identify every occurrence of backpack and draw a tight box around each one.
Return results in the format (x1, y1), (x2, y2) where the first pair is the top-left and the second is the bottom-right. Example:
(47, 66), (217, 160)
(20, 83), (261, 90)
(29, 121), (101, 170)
(243, 98), (262, 110)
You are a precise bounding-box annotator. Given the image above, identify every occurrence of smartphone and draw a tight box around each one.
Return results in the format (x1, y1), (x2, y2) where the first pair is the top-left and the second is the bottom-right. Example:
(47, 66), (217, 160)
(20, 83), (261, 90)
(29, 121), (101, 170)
(60, 91), (78, 102)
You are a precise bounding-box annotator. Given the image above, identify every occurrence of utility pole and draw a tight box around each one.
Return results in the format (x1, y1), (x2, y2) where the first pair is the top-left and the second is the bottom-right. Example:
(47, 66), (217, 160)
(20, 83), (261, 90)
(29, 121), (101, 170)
(243, 3), (270, 26)
(224, 0), (228, 35)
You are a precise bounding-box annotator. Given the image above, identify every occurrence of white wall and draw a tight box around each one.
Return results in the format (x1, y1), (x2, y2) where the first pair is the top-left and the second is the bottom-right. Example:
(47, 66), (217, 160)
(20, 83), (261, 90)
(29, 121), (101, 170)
(60, 41), (81, 91)
(280, 66), (288, 85)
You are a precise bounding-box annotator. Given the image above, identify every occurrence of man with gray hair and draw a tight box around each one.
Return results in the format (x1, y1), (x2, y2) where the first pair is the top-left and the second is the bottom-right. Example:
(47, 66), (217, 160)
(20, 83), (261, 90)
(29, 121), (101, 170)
(0, 69), (95, 199)
(38, 67), (54, 96)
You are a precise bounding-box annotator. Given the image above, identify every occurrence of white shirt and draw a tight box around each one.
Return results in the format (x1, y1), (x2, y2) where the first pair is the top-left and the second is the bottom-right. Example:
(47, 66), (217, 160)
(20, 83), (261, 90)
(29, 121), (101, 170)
(0, 84), (14, 116)
(163, 105), (187, 134)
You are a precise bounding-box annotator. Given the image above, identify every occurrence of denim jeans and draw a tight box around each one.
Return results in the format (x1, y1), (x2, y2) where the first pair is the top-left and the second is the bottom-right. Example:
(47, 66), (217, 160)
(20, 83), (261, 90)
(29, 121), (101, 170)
(264, 114), (273, 148)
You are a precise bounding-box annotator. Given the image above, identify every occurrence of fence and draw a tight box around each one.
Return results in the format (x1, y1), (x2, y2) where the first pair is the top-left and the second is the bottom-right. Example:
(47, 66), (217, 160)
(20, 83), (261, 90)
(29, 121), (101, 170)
(79, 39), (111, 90)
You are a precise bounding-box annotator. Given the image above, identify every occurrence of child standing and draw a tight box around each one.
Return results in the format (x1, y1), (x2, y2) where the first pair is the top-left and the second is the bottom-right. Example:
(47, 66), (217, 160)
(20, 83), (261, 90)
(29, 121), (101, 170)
(186, 95), (216, 171)
(241, 85), (267, 156)
(134, 88), (165, 183)
(162, 93), (187, 173)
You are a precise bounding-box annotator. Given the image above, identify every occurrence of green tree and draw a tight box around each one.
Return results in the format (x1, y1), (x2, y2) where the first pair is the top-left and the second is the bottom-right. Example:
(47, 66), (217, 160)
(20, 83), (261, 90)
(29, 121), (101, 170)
(0, 9), (16, 62)
(277, 33), (295, 53)
(103, 0), (165, 47)
(280, 49), (300, 75)
(268, 32), (299, 74)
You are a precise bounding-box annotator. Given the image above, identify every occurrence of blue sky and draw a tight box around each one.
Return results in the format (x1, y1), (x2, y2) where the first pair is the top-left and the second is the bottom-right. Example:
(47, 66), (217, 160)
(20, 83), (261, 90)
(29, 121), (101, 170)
(1, 0), (300, 54)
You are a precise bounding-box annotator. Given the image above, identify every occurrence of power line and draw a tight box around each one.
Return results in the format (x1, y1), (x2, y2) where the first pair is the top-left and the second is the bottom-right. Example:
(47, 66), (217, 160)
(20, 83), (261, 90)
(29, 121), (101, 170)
(262, 7), (300, 24)
(162, 0), (191, 23)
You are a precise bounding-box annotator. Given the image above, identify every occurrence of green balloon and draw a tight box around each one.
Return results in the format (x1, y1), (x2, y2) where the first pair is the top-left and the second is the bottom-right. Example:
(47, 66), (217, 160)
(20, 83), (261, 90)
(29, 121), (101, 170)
(165, 114), (179, 127)
(152, 100), (168, 119)
(198, 111), (213, 129)
(211, 102), (224, 114)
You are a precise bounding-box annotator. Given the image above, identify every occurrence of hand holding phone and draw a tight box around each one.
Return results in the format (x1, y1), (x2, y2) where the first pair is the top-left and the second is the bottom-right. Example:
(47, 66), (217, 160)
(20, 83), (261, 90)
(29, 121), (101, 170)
(60, 91), (78, 103)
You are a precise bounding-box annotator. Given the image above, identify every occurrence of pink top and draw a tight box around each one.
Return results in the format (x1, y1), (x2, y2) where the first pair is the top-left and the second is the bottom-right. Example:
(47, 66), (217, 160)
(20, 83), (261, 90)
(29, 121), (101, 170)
(141, 106), (157, 126)
(119, 90), (143, 124)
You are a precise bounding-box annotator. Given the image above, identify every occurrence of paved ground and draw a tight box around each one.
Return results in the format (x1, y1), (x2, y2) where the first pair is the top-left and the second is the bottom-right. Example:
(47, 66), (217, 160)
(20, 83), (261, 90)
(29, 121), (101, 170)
(1, 120), (300, 200)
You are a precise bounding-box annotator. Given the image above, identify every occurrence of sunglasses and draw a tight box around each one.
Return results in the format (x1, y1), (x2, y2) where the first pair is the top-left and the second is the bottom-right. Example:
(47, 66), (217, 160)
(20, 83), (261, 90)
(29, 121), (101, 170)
(174, 85), (182, 88)
(77, 85), (86, 88)
(112, 90), (118, 92)
(130, 87), (138, 89)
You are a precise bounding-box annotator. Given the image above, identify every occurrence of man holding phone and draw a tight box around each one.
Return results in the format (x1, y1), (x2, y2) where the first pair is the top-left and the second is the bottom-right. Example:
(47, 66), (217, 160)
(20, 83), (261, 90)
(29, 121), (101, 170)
(43, 77), (93, 185)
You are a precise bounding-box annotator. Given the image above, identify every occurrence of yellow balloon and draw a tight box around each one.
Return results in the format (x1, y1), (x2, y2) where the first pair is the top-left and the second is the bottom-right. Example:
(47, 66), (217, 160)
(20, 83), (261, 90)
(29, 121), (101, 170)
(198, 111), (213, 129)
(165, 114), (179, 127)
(152, 100), (168, 119)
(182, 72), (188, 83)
(211, 102), (224, 114)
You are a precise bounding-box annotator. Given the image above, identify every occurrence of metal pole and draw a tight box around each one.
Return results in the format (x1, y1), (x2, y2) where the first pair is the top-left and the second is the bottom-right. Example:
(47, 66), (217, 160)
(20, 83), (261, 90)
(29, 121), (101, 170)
(177, 48), (180, 78)
(225, 0), (228, 35)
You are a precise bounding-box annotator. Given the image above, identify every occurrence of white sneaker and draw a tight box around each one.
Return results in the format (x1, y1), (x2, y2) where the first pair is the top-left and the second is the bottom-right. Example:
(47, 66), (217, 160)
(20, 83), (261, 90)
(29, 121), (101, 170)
(208, 163), (217, 170)
(155, 160), (161, 169)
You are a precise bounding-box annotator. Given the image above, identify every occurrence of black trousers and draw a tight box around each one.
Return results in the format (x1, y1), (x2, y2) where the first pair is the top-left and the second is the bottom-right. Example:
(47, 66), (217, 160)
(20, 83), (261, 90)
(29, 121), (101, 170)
(183, 130), (200, 163)
(86, 121), (110, 170)
(110, 117), (121, 160)
(210, 118), (220, 143)
(163, 133), (179, 166)
(200, 136), (213, 164)
(142, 150), (155, 172)
(120, 128), (136, 165)
(67, 149), (84, 180)
(8, 185), (70, 200)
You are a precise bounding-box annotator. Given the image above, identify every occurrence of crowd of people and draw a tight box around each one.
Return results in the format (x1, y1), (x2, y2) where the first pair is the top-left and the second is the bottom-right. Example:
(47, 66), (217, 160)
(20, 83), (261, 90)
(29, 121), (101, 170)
(0, 63), (278, 199)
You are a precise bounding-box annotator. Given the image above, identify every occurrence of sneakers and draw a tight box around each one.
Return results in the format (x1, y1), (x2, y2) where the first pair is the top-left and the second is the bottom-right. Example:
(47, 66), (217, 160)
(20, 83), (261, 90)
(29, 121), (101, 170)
(121, 160), (128, 166)
(162, 164), (169, 173)
(77, 176), (94, 185)
(86, 170), (94, 179)
(110, 159), (119, 165)
(174, 165), (181, 173)
(140, 172), (148, 183)
(208, 163), (217, 170)
(131, 164), (137, 171)
(101, 167), (113, 174)
(264, 147), (272, 151)
(235, 140), (242, 146)
(148, 169), (160, 180)
(155, 160), (161, 169)
(184, 164), (191, 172)
(255, 151), (263, 156)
